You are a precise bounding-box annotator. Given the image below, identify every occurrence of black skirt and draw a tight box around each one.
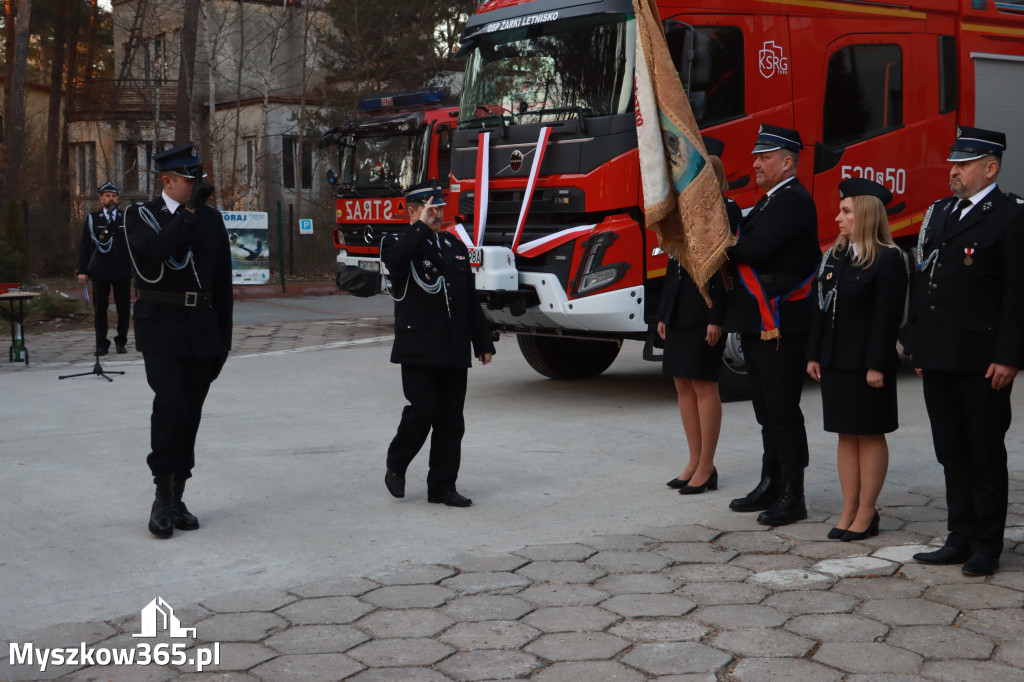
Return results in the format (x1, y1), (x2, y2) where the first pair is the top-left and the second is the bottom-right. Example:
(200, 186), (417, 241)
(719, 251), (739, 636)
(662, 325), (725, 381)
(820, 367), (898, 434)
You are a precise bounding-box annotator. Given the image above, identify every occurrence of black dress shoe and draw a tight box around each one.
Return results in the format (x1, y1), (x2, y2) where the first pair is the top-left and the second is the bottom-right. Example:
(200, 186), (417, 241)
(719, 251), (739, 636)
(913, 545), (970, 565)
(96, 343), (109, 357)
(385, 469), (405, 498)
(116, 343), (128, 354)
(827, 527), (847, 540)
(840, 510), (880, 542)
(666, 477), (690, 489)
(962, 553), (998, 576)
(678, 469), (717, 495)
(428, 490), (472, 507)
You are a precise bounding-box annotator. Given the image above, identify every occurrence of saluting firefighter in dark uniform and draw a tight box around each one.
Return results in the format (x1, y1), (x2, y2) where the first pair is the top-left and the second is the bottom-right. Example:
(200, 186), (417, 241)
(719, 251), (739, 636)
(382, 181), (495, 508)
(908, 127), (1024, 576)
(807, 178), (908, 542)
(724, 124), (821, 526)
(77, 181), (133, 355)
(123, 144), (233, 538)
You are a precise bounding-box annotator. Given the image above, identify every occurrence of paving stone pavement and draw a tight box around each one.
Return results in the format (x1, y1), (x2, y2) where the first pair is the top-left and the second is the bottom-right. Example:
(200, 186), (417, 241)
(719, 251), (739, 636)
(5, 299), (1024, 680)
(4, 482), (1024, 681)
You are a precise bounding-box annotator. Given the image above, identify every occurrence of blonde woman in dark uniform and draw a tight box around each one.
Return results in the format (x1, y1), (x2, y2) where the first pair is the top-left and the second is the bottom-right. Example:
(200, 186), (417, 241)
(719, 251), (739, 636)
(659, 139), (740, 495)
(807, 178), (907, 540)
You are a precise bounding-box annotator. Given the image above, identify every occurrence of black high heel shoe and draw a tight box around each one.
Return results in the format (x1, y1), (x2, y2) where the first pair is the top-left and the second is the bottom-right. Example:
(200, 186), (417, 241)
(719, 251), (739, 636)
(827, 526), (847, 540)
(840, 510), (880, 542)
(666, 477), (691, 489)
(679, 469), (718, 495)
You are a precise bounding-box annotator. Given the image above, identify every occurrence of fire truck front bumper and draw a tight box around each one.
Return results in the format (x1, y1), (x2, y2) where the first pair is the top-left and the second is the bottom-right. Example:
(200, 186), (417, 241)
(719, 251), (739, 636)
(471, 246), (646, 334)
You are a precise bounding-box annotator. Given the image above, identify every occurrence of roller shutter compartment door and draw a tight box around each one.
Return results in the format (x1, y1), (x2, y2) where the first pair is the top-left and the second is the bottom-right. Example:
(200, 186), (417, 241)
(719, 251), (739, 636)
(974, 55), (1024, 195)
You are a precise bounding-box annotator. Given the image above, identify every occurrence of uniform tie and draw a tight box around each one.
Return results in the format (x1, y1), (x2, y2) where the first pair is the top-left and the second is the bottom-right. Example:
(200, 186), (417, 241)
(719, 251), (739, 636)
(952, 198), (972, 222)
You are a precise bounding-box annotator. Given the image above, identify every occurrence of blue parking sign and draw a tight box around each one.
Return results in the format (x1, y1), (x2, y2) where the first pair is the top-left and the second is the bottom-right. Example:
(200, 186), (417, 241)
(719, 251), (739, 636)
(299, 218), (314, 235)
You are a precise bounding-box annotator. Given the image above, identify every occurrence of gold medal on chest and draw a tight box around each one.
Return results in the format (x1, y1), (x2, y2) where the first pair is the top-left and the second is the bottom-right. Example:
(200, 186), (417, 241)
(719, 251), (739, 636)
(826, 272), (833, 280)
(964, 247), (974, 266)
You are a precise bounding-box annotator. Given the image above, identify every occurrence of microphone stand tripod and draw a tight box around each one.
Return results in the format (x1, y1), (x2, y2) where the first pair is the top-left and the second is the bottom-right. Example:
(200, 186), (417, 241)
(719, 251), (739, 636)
(59, 350), (125, 382)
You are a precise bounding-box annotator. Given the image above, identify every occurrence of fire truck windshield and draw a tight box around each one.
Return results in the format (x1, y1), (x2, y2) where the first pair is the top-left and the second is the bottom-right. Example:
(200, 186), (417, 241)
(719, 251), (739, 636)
(459, 14), (634, 126)
(342, 131), (426, 191)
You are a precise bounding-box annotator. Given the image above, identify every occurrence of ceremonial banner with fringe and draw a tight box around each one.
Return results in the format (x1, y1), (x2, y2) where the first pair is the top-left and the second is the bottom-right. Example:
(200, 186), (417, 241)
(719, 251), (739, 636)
(632, 0), (734, 304)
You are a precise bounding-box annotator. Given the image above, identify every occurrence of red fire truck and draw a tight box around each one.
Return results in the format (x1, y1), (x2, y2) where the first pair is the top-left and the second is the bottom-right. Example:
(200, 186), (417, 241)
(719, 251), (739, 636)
(322, 89), (459, 295)
(449, 0), (1024, 386)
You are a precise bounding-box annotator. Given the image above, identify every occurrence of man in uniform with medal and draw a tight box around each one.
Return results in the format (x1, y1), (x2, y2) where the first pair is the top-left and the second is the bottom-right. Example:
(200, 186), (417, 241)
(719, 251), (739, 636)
(909, 127), (1024, 576)
(381, 180), (495, 508)
(77, 181), (133, 355)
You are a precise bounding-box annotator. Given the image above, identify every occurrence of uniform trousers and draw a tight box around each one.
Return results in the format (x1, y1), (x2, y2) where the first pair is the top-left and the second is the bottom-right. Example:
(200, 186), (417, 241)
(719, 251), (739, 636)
(387, 364), (467, 494)
(93, 278), (131, 347)
(143, 354), (219, 482)
(922, 370), (1011, 559)
(743, 332), (810, 470)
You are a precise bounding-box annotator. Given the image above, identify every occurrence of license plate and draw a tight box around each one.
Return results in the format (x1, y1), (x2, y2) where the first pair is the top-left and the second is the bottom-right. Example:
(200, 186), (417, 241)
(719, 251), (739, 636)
(358, 260), (381, 272)
(469, 248), (484, 267)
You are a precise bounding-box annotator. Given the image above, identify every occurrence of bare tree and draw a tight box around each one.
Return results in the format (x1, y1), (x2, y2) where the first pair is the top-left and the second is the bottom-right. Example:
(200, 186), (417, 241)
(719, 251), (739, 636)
(3, 0), (33, 202)
(175, 0), (201, 143)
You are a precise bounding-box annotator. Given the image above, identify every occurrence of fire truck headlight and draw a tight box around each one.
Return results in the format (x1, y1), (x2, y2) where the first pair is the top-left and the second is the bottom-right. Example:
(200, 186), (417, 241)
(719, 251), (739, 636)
(578, 265), (626, 295)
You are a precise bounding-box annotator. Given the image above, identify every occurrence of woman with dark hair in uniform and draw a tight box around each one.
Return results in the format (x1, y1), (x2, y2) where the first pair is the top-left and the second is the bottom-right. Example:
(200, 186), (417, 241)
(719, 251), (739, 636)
(659, 140), (740, 495)
(807, 178), (908, 540)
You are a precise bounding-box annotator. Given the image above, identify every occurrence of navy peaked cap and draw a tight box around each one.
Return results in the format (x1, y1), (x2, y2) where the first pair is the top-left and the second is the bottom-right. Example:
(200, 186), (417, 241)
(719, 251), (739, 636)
(838, 178), (892, 206)
(154, 144), (206, 179)
(97, 181), (120, 194)
(947, 126), (1006, 162)
(752, 124), (803, 153)
(702, 136), (725, 158)
(405, 179), (447, 206)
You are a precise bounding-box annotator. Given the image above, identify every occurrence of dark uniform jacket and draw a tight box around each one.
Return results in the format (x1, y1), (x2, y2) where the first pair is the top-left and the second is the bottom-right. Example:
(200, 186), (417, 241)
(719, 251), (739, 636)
(382, 221), (494, 368)
(123, 196), (233, 359)
(658, 196), (739, 328)
(77, 207), (133, 280)
(808, 245), (907, 371)
(909, 187), (1024, 374)
(724, 178), (821, 334)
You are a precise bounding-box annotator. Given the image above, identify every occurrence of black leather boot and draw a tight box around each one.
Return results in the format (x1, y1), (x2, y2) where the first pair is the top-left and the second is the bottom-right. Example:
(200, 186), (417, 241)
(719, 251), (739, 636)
(729, 454), (781, 512)
(757, 467), (808, 526)
(148, 474), (175, 538)
(172, 478), (200, 531)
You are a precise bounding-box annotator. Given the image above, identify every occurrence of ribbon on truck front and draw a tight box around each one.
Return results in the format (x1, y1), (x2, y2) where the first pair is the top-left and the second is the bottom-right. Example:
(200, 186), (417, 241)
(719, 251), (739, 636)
(473, 131), (490, 247)
(511, 126), (553, 252)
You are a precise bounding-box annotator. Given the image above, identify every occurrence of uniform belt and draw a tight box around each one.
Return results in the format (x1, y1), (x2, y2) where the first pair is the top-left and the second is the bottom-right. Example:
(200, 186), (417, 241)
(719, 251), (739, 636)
(137, 289), (212, 307)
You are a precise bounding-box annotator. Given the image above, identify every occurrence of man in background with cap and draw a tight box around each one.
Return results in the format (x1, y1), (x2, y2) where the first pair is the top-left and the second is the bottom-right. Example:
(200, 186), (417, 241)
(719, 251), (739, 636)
(381, 180), (495, 508)
(122, 143), (233, 538)
(77, 181), (133, 355)
(909, 127), (1024, 576)
(725, 124), (821, 526)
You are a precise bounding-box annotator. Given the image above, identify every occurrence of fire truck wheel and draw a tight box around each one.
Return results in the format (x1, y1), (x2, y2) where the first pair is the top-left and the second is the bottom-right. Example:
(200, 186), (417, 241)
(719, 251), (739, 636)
(717, 361), (751, 402)
(517, 335), (622, 380)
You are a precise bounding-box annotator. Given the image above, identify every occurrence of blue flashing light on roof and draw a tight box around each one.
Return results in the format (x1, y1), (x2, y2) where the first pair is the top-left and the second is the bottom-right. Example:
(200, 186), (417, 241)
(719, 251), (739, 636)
(357, 88), (448, 113)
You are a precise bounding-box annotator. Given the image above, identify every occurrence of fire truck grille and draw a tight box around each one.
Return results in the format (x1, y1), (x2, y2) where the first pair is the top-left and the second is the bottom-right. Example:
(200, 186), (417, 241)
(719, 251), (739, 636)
(459, 188), (584, 216)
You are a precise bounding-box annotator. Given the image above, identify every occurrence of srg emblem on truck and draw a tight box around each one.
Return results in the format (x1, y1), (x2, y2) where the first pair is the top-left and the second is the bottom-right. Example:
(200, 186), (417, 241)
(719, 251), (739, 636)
(510, 150), (524, 172)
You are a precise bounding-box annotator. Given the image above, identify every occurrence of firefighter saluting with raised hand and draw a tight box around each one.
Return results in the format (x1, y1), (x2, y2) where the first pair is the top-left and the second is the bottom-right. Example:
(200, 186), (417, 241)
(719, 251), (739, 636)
(122, 143), (233, 538)
(381, 180), (494, 508)
(908, 127), (1024, 576)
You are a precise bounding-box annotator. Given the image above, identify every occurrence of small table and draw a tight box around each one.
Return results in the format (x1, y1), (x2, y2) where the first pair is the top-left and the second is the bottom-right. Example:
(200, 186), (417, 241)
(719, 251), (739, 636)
(1, 291), (40, 365)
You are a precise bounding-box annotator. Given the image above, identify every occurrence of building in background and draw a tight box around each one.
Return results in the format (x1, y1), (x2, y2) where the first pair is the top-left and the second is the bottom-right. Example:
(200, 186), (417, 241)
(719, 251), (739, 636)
(67, 0), (329, 226)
